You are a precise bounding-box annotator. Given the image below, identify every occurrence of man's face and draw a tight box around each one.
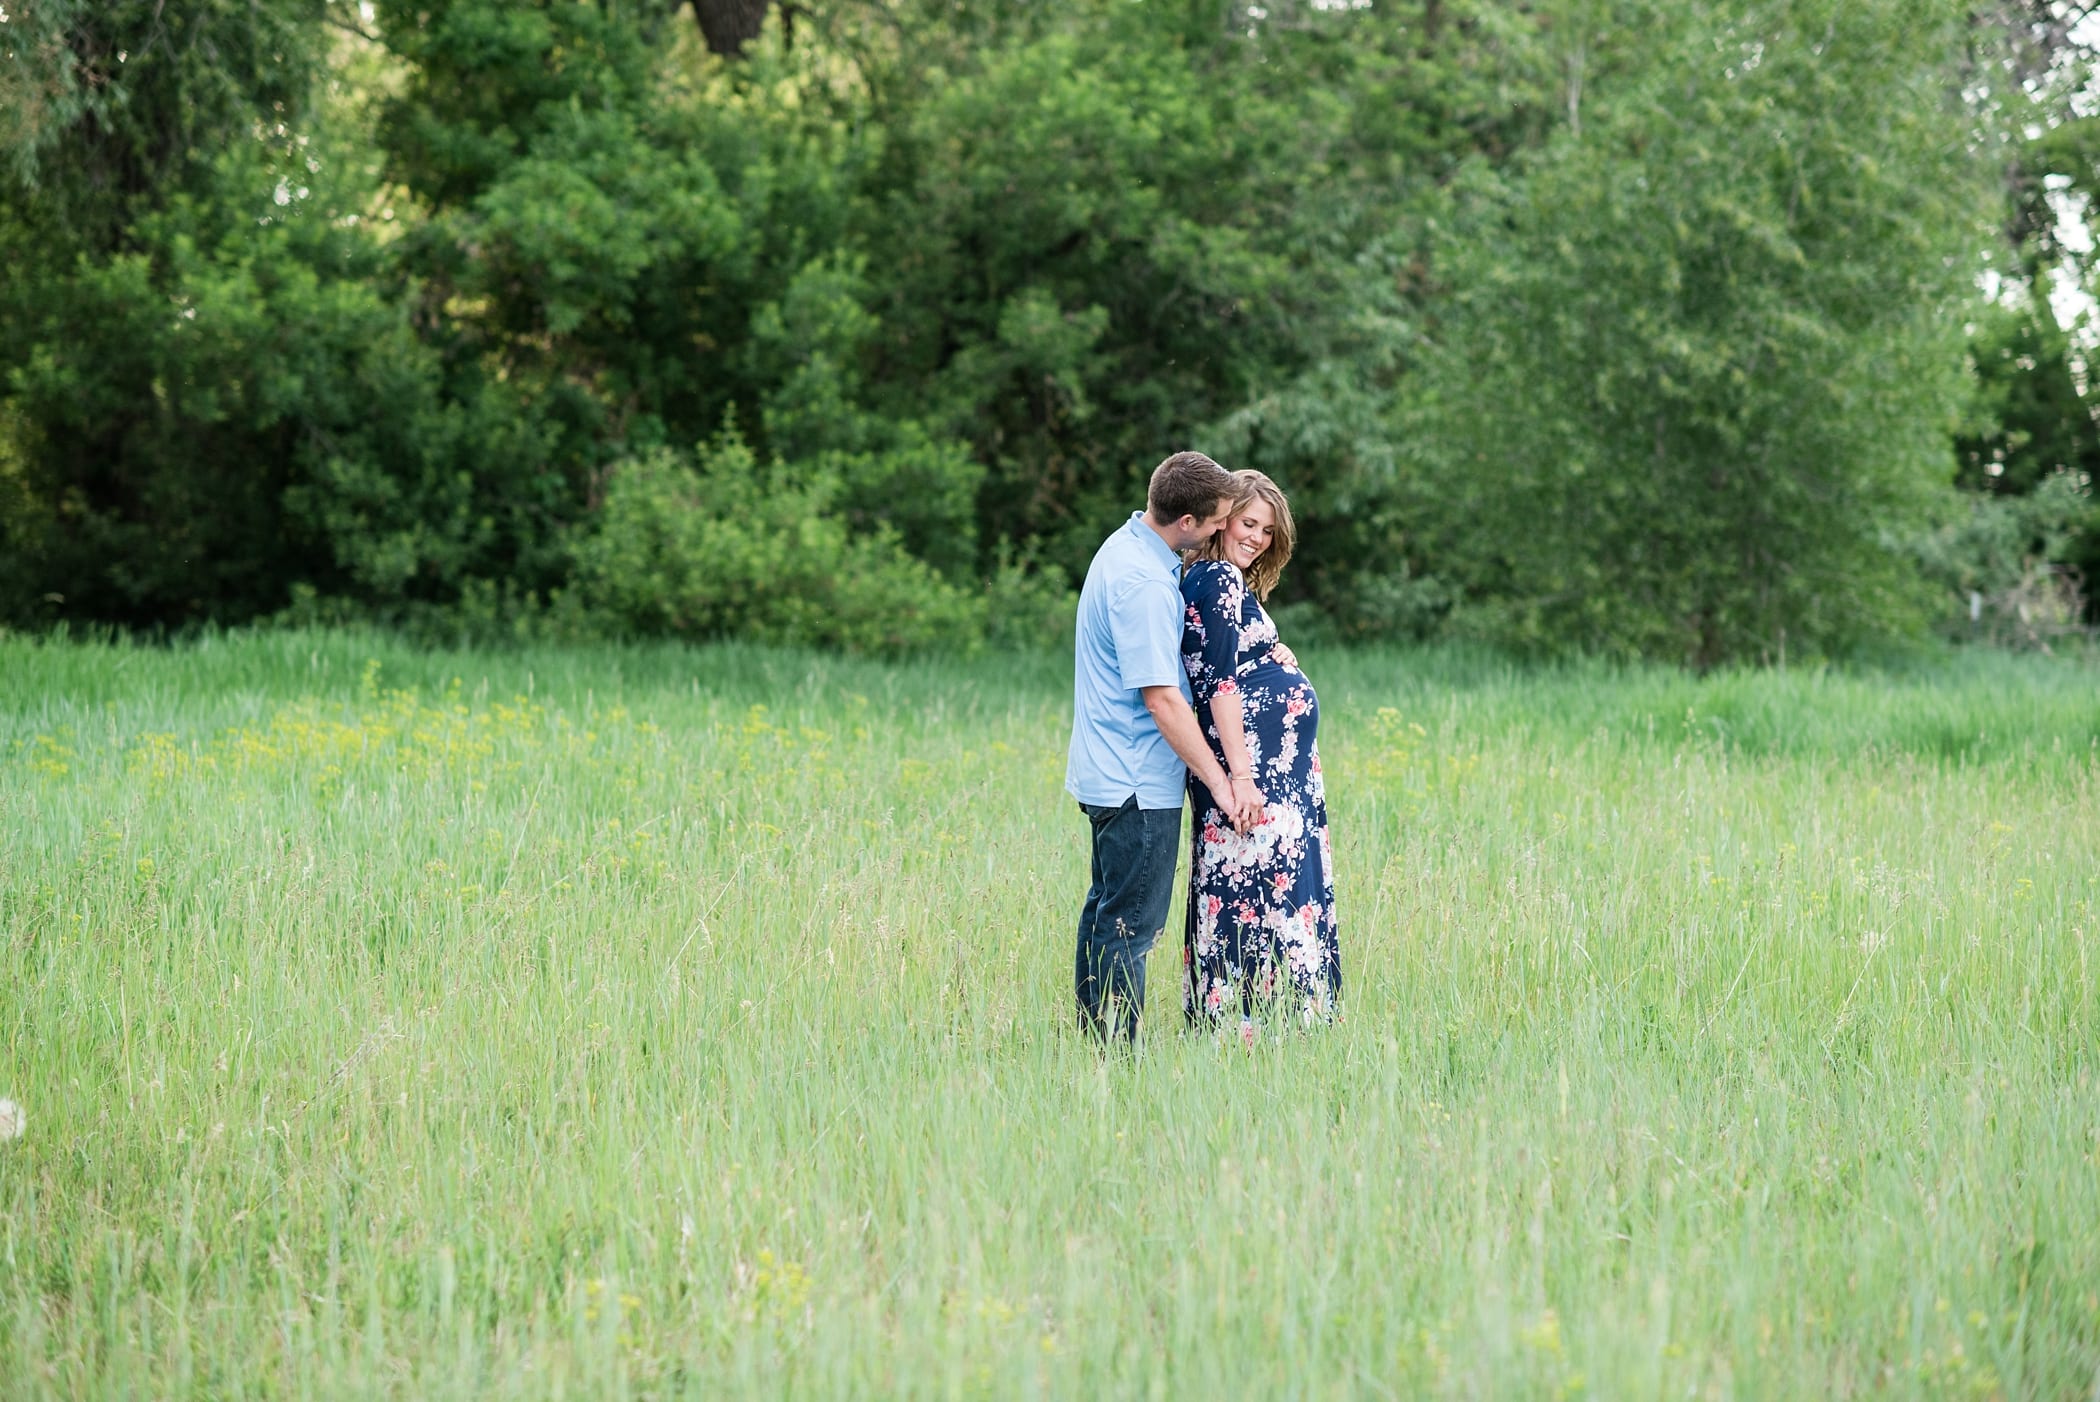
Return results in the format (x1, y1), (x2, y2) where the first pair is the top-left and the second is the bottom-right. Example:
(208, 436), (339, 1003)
(1168, 503), (1233, 553)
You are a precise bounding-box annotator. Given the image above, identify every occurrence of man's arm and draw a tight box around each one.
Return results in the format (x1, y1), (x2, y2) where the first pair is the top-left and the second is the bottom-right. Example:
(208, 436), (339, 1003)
(1141, 685), (1257, 831)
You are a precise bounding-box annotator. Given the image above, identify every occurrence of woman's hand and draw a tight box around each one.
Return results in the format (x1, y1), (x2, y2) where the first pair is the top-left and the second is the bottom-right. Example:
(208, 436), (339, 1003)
(1229, 774), (1265, 829)
(1271, 642), (1299, 672)
(1206, 690), (1263, 831)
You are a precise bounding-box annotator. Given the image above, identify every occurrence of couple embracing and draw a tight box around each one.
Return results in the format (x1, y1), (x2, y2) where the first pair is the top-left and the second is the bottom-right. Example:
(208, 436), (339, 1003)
(1065, 451), (1340, 1045)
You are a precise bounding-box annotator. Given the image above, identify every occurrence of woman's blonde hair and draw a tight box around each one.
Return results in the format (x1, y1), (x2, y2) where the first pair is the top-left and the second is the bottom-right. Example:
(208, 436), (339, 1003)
(1187, 470), (1295, 600)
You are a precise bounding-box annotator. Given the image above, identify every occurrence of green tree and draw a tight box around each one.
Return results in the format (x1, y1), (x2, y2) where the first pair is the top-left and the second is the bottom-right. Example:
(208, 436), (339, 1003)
(1951, 43), (2100, 622)
(1395, 0), (1990, 663)
(0, 0), (372, 625)
(848, 1), (1553, 584)
(1956, 303), (2100, 496)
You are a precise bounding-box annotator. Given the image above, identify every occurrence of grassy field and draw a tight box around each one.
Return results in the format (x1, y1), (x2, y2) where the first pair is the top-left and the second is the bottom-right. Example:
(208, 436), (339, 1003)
(1, 628), (2096, 1398)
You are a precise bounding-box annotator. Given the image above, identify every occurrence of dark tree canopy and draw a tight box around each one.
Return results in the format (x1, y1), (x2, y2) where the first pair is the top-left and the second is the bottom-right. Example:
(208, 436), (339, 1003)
(1, 0), (2091, 655)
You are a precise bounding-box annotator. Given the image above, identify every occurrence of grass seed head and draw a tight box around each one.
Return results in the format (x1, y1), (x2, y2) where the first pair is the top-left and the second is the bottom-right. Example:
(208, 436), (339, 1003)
(0, 1098), (23, 1141)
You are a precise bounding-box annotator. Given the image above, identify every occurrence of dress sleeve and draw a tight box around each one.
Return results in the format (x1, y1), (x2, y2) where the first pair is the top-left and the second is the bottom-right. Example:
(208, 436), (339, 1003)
(1181, 562), (1246, 706)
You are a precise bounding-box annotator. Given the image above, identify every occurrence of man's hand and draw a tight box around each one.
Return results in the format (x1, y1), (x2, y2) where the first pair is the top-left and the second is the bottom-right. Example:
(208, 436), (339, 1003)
(1141, 684), (1258, 832)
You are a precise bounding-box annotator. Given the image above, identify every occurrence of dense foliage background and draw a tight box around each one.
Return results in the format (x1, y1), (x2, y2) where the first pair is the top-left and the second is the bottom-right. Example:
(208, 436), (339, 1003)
(3, 0), (2098, 662)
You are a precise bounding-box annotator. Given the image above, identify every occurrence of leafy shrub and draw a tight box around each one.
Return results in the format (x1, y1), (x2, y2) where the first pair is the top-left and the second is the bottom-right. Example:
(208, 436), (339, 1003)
(982, 549), (1077, 652)
(569, 435), (986, 654)
(1910, 472), (2095, 650)
(751, 258), (987, 578)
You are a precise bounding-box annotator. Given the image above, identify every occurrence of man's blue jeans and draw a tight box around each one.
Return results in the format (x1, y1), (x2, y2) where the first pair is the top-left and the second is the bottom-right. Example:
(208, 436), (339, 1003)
(1075, 797), (1183, 1042)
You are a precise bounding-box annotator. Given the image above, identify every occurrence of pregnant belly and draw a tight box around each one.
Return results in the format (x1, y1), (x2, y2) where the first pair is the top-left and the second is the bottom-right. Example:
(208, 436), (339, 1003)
(1245, 666), (1317, 732)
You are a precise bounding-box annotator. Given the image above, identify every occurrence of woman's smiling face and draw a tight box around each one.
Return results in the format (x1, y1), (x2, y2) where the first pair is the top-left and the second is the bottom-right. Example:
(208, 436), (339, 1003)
(1221, 495), (1275, 572)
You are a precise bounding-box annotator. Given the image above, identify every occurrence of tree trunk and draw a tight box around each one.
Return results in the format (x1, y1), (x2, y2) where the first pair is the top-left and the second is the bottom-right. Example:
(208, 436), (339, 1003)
(690, 0), (770, 57)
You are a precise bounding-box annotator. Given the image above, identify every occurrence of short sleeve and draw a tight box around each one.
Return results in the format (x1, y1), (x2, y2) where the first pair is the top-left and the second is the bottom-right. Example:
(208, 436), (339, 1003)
(1181, 562), (1246, 706)
(1108, 576), (1185, 691)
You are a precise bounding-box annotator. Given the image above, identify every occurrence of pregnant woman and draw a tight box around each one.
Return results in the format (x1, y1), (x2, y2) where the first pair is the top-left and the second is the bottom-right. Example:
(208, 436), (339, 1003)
(1179, 470), (1340, 1034)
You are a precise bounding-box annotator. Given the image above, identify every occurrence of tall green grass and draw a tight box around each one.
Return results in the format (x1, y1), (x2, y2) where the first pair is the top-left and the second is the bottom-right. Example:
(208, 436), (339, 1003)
(2, 629), (2095, 1397)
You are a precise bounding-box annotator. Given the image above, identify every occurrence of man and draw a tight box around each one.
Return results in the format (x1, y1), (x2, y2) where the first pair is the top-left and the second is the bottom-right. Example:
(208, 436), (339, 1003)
(1066, 451), (1261, 1043)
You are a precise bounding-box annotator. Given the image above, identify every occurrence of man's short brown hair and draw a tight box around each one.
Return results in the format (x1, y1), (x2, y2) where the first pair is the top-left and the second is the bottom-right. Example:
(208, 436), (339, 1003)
(1146, 451), (1234, 525)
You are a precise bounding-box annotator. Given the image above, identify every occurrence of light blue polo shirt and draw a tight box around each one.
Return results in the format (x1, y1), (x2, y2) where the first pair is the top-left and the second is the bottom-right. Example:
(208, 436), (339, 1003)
(1066, 512), (1191, 810)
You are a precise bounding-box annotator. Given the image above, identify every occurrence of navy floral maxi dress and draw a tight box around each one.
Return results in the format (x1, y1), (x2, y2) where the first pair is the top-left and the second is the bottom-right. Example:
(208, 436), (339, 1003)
(1179, 559), (1341, 1027)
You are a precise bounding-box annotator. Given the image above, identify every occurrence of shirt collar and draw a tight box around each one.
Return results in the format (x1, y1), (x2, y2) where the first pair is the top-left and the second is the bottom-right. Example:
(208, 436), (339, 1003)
(1126, 511), (1183, 579)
